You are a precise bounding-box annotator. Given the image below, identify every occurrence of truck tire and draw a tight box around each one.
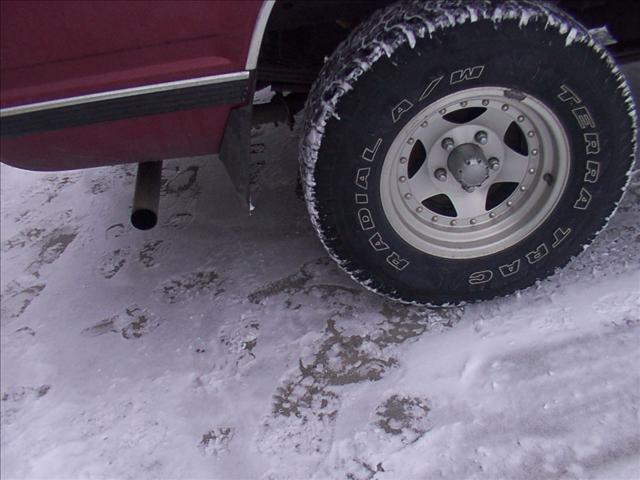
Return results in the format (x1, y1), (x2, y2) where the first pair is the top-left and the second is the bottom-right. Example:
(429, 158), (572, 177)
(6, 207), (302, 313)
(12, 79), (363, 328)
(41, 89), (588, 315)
(300, 0), (637, 305)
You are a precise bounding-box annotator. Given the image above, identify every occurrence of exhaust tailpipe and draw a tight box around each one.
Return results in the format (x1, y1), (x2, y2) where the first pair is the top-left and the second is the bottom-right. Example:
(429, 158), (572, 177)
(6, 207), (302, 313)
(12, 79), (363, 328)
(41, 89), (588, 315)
(131, 161), (162, 230)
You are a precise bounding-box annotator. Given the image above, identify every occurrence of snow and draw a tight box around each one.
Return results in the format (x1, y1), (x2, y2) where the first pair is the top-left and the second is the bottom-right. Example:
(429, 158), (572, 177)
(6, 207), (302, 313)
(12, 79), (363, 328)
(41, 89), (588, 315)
(2, 71), (640, 480)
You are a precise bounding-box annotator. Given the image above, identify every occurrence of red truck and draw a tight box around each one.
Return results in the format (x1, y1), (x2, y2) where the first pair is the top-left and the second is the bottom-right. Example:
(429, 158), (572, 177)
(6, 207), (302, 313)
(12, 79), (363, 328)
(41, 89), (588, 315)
(1, 0), (638, 305)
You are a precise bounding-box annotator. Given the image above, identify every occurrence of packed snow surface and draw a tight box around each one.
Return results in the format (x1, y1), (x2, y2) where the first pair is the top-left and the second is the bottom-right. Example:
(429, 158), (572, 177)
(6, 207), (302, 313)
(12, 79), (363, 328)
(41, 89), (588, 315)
(1, 65), (639, 480)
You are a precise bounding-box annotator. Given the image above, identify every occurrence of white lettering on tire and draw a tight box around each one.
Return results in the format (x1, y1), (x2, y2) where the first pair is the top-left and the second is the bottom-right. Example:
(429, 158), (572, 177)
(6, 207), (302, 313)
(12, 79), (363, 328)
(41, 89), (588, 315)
(584, 161), (600, 183)
(469, 270), (493, 285)
(450, 66), (484, 84)
(499, 259), (521, 277)
(419, 76), (443, 101)
(468, 226), (572, 285)
(552, 227), (572, 248)
(560, 84), (600, 212)
(574, 187), (592, 210)
(584, 133), (600, 155)
(572, 106), (596, 129)
(557, 84), (582, 105)
(369, 232), (390, 251)
(358, 208), (375, 231)
(386, 252), (409, 271)
(391, 100), (414, 123)
(355, 168), (371, 190)
(526, 243), (549, 264)
(355, 193), (369, 204)
(361, 138), (382, 162)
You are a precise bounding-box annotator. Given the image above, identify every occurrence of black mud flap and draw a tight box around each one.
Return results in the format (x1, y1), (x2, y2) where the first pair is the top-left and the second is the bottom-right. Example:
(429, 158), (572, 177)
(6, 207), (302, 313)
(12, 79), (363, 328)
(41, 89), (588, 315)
(219, 103), (253, 209)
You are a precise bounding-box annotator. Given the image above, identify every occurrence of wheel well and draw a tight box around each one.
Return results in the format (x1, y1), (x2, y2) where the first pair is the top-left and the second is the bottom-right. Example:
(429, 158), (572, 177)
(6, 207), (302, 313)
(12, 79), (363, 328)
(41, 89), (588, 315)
(256, 0), (394, 93)
(255, 0), (639, 95)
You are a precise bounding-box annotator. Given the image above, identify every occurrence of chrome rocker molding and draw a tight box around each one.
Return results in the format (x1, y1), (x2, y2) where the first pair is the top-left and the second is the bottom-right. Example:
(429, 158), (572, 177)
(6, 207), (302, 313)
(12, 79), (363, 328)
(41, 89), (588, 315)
(0, 71), (251, 138)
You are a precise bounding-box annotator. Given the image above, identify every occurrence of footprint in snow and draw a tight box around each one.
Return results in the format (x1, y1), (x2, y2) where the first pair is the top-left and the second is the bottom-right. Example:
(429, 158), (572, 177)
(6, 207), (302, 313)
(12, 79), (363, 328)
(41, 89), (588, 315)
(199, 427), (233, 456)
(14, 326), (36, 337)
(96, 238), (167, 276)
(1, 385), (50, 403)
(0, 227), (46, 253)
(0, 280), (46, 321)
(1, 385), (50, 426)
(28, 173), (79, 205)
(313, 395), (432, 479)
(218, 314), (260, 367)
(96, 247), (130, 279)
(256, 318), (397, 459)
(247, 257), (361, 306)
(88, 175), (112, 195)
(1, 223), (78, 277)
(256, 303), (460, 463)
(26, 226), (79, 278)
(138, 240), (165, 269)
(157, 269), (224, 304)
(161, 165), (200, 199)
(375, 394), (432, 445)
(81, 305), (158, 339)
(12, 209), (34, 225)
(162, 212), (194, 230)
(105, 223), (128, 240)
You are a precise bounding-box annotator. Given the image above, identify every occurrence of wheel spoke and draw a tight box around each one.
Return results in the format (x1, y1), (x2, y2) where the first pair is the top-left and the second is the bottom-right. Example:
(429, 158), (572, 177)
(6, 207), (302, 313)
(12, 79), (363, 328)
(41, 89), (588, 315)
(494, 148), (529, 183)
(476, 108), (515, 139)
(408, 173), (445, 202)
(450, 187), (488, 218)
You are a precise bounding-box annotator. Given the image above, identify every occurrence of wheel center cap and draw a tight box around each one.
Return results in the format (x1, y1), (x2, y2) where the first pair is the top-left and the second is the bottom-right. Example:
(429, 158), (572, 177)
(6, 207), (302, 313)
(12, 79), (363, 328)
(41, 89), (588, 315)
(447, 143), (489, 189)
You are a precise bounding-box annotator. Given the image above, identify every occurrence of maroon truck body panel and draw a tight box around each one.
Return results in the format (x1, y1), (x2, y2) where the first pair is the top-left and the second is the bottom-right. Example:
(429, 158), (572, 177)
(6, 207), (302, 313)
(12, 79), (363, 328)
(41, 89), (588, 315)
(0, 0), (263, 171)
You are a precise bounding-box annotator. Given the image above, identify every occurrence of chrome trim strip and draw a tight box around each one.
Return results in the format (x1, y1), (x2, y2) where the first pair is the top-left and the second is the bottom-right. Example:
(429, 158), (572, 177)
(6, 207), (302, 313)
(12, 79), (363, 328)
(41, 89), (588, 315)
(0, 70), (250, 118)
(245, 0), (275, 70)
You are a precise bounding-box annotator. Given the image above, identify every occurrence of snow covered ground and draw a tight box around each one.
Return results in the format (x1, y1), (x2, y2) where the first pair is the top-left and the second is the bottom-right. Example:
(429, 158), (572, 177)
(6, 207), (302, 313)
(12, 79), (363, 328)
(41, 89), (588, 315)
(1, 63), (639, 480)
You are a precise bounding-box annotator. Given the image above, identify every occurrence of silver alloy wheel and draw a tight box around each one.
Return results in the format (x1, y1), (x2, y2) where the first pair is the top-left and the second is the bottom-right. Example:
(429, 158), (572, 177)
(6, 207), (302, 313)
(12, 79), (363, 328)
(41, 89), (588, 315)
(380, 87), (570, 259)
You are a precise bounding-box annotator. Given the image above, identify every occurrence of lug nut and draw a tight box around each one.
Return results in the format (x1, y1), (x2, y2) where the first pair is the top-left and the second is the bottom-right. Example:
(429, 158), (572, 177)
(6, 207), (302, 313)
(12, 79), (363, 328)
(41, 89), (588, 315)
(488, 157), (500, 171)
(434, 168), (448, 181)
(464, 186), (476, 193)
(441, 137), (455, 152)
(475, 130), (488, 145)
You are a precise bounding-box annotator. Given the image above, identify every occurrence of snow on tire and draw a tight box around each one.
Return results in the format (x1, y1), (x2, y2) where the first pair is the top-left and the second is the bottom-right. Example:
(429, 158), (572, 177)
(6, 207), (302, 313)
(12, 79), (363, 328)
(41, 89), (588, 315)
(300, 0), (637, 306)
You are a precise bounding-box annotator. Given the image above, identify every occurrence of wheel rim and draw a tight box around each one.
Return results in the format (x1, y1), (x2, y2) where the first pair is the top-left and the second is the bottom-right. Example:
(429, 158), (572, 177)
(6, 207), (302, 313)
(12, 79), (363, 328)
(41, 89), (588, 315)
(380, 87), (570, 259)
